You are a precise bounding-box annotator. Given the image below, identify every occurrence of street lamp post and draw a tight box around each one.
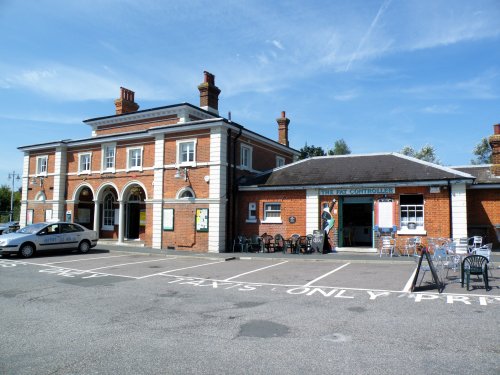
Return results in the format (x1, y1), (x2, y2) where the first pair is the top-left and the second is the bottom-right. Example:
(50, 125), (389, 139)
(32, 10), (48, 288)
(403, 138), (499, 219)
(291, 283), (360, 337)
(8, 171), (20, 222)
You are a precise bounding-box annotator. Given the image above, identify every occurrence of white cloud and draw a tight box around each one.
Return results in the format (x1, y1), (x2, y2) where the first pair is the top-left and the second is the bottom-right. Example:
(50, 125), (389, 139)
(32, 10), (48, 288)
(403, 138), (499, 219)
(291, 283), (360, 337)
(421, 105), (460, 114)
(271, 40), (284, 50)
(333, 90), (359, 101)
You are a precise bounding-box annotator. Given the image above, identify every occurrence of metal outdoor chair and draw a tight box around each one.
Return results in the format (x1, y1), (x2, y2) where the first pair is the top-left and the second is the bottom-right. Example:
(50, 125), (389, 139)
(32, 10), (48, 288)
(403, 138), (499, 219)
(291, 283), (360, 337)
(247, 234), (262, 252)
(261, 233), (274, 253)
(232, 235), (248, 252)
(379, 236), (396, 257)
(288, 234), (301, 254)
(274, 234), (286, 253)
(461, 255), (490, 291)
(468, 236), (483, 253)
(403, 237), (420, 256)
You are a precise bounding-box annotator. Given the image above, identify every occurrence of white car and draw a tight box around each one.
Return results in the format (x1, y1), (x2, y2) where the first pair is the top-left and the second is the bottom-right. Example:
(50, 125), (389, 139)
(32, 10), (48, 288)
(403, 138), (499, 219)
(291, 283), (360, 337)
(0, 222), (98, 258)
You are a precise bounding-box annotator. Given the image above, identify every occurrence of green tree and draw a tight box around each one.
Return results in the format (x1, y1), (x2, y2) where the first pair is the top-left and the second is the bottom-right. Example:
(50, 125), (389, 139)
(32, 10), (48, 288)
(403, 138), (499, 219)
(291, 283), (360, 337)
(328, 139), (351, 155)
(299, 143), (326, 159)
(400, 144), (440, 164)
(471, 138), (492, 164)
(0, 185), (21, 221)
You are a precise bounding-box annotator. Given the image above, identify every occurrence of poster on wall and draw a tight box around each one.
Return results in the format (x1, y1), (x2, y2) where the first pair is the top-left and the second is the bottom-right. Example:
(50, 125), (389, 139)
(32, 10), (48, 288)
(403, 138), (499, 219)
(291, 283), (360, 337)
(140, 210), (146, 226)
(163, 208), (174, 231)
(195, 208), (209, 232)
(45, 209), (53, 222)
(377, 199), (393, 229)
(26, 209), (34, 225)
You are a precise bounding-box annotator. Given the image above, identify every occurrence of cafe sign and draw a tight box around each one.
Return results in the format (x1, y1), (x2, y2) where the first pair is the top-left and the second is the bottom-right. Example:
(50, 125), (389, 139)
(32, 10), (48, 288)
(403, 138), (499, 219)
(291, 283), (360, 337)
(320, 187), (395, 196)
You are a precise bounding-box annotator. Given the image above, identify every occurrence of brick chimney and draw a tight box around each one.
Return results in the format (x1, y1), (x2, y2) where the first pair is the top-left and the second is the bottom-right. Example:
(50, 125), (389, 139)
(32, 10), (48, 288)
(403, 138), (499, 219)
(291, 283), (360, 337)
(114, 87), (139, 115)
(489, 123), (500, 176)
(276, 111), (290, 147)
(198, 71), (221, 115)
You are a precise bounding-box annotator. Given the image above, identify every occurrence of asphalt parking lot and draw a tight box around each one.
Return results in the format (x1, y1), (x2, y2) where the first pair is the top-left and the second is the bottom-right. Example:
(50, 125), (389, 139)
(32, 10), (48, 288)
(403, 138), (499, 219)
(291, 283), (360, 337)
(1, 248), (499, 374)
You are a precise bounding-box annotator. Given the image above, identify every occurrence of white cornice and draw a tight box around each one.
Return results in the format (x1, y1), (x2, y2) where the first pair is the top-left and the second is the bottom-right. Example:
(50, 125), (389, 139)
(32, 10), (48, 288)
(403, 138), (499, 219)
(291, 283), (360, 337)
(84, 104), (215, 128)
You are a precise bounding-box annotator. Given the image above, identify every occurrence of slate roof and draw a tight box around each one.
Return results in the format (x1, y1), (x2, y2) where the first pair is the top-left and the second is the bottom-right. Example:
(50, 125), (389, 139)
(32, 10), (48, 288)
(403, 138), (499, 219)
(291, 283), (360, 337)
(240, 153), (475, 188)
(453, 165), (500, 185)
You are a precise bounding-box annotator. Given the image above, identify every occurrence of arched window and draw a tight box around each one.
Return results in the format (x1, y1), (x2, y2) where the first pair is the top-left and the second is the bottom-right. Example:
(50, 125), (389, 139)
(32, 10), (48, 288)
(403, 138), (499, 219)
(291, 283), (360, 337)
(103, 193), (115, 230)
(176, 187), (195, 199)
(35, 192), (46, 201)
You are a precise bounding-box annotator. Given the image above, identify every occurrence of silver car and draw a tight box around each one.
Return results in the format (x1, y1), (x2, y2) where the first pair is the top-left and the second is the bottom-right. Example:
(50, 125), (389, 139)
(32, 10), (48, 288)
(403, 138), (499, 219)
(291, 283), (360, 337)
(0, 222), (98, 258)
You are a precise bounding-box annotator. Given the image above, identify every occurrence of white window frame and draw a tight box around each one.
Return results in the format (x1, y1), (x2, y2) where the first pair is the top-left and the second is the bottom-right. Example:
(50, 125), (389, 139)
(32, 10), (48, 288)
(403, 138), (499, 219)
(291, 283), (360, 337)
(262, 202), (282, 224)
(276, 156), (285, 168)
(102, 193), (115, 230)
(101, 143), (116, 173)
(246, 202), (257, 223)
(78, 152), (92, 175)
(36, 155), (48, 176)
(240, 144), (253, 170)
(176, 139), (197, 167)
(398, 194), (426, 235)
(126, 146), (143, 171)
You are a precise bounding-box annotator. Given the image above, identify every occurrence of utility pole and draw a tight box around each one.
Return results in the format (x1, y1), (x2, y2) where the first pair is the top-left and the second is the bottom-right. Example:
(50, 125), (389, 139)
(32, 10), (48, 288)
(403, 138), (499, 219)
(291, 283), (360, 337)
(8, 171), (20, 222)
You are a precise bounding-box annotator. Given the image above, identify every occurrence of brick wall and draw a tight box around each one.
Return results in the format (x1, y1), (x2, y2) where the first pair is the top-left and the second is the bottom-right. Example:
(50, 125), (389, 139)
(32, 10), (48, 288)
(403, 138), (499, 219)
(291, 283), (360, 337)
(94, 115), (179, 136)
(238, 190), (307, 238)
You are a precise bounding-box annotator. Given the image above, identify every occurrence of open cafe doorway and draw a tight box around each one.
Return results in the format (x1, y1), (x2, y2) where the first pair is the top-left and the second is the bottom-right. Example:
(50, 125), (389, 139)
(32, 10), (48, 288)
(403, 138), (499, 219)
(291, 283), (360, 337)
(339, 196), (373, 247)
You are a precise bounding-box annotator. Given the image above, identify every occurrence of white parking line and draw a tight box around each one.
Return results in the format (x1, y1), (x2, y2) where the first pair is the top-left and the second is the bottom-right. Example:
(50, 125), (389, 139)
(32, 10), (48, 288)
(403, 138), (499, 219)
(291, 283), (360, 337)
(137, 260), (226, 279)
(222, 261), (289, 281)
(402, 266), (418, 292)
(303, 263), (350, 287)
(45, 254), (135, 265)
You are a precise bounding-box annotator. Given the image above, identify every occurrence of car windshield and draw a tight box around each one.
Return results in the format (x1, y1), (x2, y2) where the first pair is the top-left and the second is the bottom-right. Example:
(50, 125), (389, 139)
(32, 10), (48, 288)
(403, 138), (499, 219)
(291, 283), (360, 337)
(17, 223), (47, 234)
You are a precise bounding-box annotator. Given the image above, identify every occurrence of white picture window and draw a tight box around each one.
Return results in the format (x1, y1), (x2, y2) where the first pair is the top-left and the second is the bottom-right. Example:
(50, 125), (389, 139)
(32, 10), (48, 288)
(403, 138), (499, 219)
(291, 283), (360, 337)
(102, 193), (115, 230)
(78, 152), (92, 174)
(240, 144), (252, 170)
(400, 195), (424, 230)
(276, 156), (285, 168)
(247, 202), (257, 223)
(36, 155), (48, 175)
(263, 203), (282, 223)
(102, 143), (116, 172)
(177, 140), (196, 166)
(127, 147), (143, 171)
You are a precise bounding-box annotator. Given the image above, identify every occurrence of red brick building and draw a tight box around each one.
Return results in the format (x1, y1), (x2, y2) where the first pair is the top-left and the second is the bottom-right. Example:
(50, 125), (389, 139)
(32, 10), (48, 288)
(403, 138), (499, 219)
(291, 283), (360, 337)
(237, 125), (500, 251)
(17, 71), (500, 253)
(18, 72), (299, 252)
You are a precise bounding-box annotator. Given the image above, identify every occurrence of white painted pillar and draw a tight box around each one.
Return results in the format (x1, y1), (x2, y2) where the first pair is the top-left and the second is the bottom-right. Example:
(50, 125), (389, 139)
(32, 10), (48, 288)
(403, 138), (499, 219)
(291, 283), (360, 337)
(19, 152), (30, 227)
(118, 200), (125, 243)
(53, 145), (67, 221)
(152, 134), (165, 249)
(306, 189), (320, 234)
(451, 183), (468, 239)
(93, 201), (100, 233)
(208, 127), (227, 252)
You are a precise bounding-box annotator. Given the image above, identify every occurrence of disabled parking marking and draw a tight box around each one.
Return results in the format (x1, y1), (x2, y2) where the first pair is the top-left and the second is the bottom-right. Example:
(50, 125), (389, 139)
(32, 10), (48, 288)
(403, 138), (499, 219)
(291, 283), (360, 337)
(45, 254), (134, 265)
(303, 263), (350, 287)
(83, 257), (180, 272)
(137, 260), (226, 279)
(222, 260), (289, 281)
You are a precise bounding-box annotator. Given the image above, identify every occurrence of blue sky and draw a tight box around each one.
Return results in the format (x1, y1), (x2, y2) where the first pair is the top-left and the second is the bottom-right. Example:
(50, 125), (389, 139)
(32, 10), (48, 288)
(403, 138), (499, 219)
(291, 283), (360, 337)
(1, 0), (499, 188)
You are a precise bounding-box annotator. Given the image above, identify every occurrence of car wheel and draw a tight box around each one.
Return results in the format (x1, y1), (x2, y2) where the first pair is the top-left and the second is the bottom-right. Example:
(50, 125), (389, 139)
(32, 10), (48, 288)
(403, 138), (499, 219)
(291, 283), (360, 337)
(78, 240), (90, 254)
(19, 243), (35, 258)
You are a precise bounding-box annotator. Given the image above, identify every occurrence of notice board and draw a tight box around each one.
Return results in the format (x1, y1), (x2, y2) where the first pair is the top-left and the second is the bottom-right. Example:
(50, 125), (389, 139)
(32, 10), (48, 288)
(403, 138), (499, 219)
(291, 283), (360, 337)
(377, 199), (393, 229)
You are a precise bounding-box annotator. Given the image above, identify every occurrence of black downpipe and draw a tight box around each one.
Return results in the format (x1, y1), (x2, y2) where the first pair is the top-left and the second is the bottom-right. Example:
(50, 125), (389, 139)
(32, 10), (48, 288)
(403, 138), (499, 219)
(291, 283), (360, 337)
(229, 127), (243, 252)
(225, 129), (232, 252)
(448, 180), (453, 238)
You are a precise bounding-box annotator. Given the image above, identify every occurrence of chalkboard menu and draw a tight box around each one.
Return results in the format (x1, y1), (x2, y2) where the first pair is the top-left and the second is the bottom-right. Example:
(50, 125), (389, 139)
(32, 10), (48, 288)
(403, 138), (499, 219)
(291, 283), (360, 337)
(411, 247), (443, 293)
(311, 230), (325, 254)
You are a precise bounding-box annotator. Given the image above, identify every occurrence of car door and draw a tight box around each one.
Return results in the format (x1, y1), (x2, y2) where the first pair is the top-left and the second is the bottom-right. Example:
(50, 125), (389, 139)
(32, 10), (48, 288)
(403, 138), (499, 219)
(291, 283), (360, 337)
(37, 223), (64, 251)
(60, 224), (83, 249)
